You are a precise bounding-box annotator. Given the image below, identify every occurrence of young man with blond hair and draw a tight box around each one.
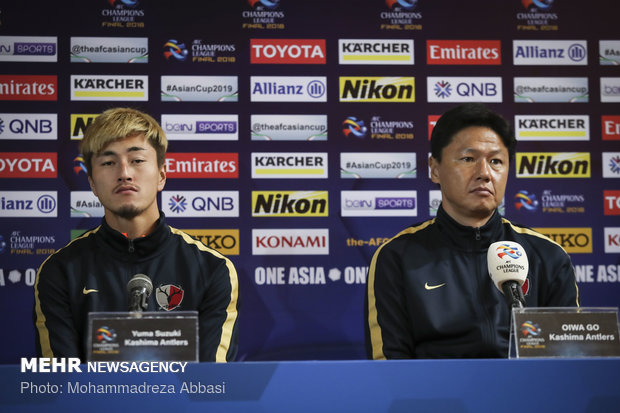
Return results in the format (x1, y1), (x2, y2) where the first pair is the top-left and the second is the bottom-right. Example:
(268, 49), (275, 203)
(34, 108), (239, 362)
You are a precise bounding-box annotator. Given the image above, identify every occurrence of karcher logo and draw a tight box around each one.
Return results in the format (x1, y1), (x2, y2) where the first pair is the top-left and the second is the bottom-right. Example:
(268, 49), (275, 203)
(533, 227), (592, 253)
(516, 152), (590, 178)
(182, 229), (239, 255)
(339, 77), (414, 102)
(70, 114), (98, 140)
(252, 191), (328, 217)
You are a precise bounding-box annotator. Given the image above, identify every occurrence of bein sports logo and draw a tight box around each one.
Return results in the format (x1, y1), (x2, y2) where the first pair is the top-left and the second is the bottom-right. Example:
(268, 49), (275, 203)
(514, 190), (539, 212)
(434, 81), (451, 98)
(164, 39), (188, 61)
(385, 0), (418, 10)
(342, 117), (367, 138)
(495, 243), (522, 260)
(96, 326), (117, 343)
(521, 321), (542, 337)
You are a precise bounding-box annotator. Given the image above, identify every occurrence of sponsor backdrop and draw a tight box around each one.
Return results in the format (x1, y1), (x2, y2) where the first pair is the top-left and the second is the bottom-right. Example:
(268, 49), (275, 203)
(0, 0), (618, 363)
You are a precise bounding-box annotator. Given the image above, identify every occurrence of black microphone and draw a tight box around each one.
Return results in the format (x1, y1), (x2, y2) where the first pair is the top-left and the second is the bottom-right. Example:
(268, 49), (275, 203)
(487, 241), (529, 309)
(127, 273), (153, 312)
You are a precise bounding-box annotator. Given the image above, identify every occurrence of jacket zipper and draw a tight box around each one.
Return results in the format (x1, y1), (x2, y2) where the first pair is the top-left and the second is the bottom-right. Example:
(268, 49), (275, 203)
(475, 226), (494, 352)
(128, 238), (135, 253)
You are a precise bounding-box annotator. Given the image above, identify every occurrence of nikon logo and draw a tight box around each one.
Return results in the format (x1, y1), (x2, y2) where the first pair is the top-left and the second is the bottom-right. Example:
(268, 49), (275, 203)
(534, 227), (592, 253)
(339, 77), (414, 102)
(516, 152), (590, 178)
(252, 191), (328, 217)
(70, 114), (98, 140)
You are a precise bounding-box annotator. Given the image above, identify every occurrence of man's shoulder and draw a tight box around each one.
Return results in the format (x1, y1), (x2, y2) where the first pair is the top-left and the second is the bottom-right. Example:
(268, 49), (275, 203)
(378, 218), (437, 252)
(167, 226), (231, 261)
(39, 227), (100, 269)
(501, 217), (567, 252)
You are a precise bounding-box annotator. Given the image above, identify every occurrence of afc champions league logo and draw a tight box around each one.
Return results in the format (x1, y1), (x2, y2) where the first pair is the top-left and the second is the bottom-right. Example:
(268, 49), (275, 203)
(156, 284), (185, 311)
(494, 243), (530, 296)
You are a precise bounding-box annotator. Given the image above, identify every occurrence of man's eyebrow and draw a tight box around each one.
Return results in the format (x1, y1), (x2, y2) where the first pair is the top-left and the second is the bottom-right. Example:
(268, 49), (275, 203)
(97, 146), (147, 157)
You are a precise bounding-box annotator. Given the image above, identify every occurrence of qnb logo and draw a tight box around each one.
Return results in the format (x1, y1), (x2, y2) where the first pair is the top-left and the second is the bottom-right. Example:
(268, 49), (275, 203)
(434, 81), (451, 98)
(428, 77), (501, 102)
(385, 0), (418, 10)
(607, 154), (620, 176)
(163, 39), (188, 61)
(342, 117), (367, 138)
(168, 195), (187, 214)
(514, 190), (539, 211)
(521, 321), (542, 337)
(495, 243), (522, 259)
(568, 44), (587, 62)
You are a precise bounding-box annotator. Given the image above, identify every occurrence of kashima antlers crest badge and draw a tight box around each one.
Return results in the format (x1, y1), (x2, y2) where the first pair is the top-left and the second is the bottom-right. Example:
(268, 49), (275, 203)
(155, 284), (184, 311)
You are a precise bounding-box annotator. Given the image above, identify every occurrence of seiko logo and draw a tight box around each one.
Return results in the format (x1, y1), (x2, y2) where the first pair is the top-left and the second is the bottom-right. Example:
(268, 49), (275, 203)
(535, 228), (592, 253)
(339, 77), (414, 102)
(516, 153), (590, 178)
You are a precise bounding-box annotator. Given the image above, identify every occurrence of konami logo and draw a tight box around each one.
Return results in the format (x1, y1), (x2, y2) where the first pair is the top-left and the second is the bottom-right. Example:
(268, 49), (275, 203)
(0, 152), (57, 178)
(251, 39), (326, 64)
(164, 153), (238, 178)
(252, 229), (329, 255)
(426, 40), (501, 65)
(0, 75), (57, 101)
(602, 116), (620, 141)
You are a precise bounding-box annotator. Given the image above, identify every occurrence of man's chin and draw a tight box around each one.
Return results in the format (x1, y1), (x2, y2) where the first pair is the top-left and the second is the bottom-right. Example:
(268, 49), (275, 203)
(112, 206), (144, 220)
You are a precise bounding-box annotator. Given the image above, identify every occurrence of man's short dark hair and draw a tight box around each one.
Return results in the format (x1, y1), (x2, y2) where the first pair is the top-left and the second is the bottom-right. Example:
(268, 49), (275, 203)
(430, 103), (516, 162)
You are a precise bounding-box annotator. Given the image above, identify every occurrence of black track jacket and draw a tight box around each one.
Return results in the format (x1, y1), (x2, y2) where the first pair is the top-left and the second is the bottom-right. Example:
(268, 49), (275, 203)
(34, 212), (239, 362)
(366, 206), (579, 359)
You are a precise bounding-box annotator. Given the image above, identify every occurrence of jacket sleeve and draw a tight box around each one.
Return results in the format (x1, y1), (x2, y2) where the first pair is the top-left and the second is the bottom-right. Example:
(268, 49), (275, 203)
(365, 242), (415, 359)
(33, 256), (82, 360)
(542, 248), (580, 307)
(198, 255), (240, 362)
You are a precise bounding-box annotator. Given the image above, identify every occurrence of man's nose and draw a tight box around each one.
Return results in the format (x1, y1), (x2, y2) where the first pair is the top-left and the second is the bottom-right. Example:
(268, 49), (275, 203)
(476, 159), (492, 180)
(117, 160), (133, 181)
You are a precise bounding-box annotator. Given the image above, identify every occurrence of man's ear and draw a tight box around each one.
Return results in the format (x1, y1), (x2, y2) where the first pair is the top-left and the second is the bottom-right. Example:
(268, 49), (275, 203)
(429, 156), (441, 184)
(157, 164), (166, 191)
(88, 175), (98, 197)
